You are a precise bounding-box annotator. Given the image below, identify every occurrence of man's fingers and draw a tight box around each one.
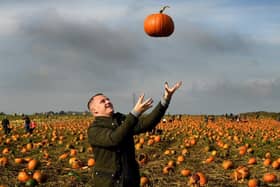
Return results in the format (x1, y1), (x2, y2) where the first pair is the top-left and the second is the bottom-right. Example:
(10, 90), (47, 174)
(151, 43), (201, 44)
(144, 98), (153, 105)
(164, 82), (169, 89)
(175, 81), (183, 89)
(146, 97), (153, 103)
(172, 81), (182, 93)
(137, 93), (145, 104)
(168, 81), (183, 93)
(141, 98), (152, 106)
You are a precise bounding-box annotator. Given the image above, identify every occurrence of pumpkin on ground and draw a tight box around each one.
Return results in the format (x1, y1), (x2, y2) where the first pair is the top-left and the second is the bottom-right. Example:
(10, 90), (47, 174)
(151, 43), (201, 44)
(263, 173), (277, 183)
(33, 170), (46, 183)
(18, 171), (31, 183)
(27, 159), (39, 170)
(248, 178), (259, 187)
(140, 176), (149, 187)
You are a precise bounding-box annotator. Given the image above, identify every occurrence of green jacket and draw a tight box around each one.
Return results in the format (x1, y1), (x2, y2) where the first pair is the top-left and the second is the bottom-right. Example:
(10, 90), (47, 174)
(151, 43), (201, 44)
(87, 102), (168, 187)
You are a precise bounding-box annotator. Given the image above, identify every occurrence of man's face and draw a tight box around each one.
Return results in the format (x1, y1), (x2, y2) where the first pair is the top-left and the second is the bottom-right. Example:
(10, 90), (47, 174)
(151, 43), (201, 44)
(90, 95), (114, 117)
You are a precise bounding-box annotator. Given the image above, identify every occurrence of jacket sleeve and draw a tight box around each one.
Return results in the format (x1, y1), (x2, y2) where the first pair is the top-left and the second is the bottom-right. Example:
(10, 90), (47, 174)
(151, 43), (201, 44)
(133, 102), (168, 134)
(87, 113), (138, 147)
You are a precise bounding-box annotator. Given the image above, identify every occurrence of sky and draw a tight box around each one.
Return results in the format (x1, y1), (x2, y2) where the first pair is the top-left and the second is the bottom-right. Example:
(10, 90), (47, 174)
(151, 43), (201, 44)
(0, 0), (280, 115)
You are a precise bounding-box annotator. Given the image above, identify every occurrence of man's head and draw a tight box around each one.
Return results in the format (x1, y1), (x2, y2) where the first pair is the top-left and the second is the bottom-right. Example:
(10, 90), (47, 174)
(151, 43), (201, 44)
(87, 93), (114, 117)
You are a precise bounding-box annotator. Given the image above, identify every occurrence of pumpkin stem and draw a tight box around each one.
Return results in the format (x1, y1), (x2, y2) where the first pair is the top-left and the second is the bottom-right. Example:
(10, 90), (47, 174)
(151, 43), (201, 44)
(159, 6), (170, 13)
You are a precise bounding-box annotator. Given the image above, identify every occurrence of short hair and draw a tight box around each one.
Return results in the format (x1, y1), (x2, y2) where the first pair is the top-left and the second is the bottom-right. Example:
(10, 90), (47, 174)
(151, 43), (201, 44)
(87, 93), (104, 110)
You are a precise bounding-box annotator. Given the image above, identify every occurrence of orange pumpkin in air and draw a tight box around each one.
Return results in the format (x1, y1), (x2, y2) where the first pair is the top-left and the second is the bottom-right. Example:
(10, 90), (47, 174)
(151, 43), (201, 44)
(144, 6), (174, 37)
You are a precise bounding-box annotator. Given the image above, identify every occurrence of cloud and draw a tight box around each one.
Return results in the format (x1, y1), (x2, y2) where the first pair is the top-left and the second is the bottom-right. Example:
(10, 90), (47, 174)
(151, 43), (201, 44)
(21, 9), (145, 63)
(184, 78), (280, 114)
(173, 22), (253, 56)
(0, 15), (19, 36)
(190, 78), (280, 98)
(0, 8), (151, 94)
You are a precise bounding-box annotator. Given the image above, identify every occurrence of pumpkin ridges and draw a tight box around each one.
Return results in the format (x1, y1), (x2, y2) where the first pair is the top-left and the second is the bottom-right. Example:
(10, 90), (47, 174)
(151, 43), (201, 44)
(144, 7), (174, 37)
(156, 14), (173, 37)
(162, 15), (173, 36)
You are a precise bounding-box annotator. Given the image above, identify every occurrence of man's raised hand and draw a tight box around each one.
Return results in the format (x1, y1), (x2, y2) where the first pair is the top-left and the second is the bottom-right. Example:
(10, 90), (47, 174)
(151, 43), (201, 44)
(164, 81), (183, 100)
(133, 94), (153, 115)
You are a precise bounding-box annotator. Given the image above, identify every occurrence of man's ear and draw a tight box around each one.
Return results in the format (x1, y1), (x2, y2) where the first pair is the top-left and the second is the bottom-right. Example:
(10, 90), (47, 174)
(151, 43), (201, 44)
(91, 106), (98, 114)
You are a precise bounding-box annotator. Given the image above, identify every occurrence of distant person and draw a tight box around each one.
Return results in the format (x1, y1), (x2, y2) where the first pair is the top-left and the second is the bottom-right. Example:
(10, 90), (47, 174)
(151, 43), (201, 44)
(1, 117), (11, 135)
(204, 115), (208, 123)
(24, 116), (31, 133)
(87, 81), (182, 187)
(176, 114), (182, 121)
(29, 120), (37, 133)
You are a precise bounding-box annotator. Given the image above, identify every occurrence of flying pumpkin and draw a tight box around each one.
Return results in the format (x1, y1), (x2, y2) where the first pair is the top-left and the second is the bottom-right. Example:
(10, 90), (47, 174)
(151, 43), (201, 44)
(144, 6), (174, 37)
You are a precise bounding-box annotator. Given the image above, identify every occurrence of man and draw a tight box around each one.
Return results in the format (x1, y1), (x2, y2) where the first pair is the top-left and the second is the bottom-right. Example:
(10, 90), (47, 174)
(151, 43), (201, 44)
(1, 117), (11, 135)
(87, 81), (182, 187)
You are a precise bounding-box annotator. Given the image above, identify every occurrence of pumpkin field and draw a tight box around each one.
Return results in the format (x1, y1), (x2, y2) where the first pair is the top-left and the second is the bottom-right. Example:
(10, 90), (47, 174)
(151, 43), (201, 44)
(1, 113), (280, 187)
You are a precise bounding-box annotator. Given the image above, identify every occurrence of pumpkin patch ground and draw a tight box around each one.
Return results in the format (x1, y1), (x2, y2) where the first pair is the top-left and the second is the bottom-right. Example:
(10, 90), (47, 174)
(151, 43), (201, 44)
(1, 114), (280, 186)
